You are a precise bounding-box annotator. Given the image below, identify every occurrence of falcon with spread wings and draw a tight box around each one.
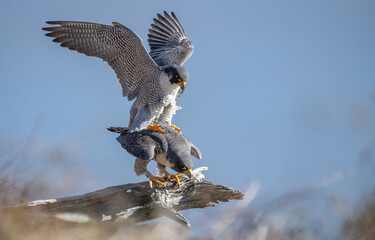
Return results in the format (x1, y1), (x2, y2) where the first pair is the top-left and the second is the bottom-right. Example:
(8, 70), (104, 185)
(43, 11), (193, 133)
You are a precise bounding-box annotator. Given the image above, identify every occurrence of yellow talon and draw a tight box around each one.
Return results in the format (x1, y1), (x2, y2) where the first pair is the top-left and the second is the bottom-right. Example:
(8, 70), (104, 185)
(148, 175), (166, 188)
(160, 168), (181, 186)
(171, 125), (182, 134)
(146, 124), (165, 133)
(170, 173), (180, 185)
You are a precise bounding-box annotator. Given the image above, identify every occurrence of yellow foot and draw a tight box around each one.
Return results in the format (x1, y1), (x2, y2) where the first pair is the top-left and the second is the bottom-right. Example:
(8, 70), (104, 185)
(148, 175), (166, 188)
(146, 124), (165, 133)
(171, 125), (182, 134)
(160, 171), (181, 186)
(169, 173), (180, 185)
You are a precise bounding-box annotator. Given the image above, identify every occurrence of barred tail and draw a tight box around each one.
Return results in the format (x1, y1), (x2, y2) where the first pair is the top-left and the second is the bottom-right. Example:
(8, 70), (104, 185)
(107, 127), (130, 134)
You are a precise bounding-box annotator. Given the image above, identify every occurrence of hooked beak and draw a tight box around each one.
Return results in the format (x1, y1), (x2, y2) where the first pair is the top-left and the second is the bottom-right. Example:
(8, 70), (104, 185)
(183, 169), (192, 178)
(178, 82), (186, 88)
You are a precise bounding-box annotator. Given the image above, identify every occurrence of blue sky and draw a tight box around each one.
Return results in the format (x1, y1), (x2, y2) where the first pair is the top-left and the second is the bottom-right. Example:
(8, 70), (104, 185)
(1, 0), (375, 235)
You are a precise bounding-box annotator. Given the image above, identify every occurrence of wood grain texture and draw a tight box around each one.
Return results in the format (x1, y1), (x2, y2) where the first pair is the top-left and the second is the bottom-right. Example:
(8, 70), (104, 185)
(2, 168), (244, 228)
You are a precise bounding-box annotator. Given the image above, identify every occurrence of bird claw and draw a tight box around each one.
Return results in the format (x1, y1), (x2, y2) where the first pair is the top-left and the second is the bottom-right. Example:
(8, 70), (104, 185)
(146, 124), (165, 133)
(160, 172), (181, 186)
(169, 173), (180, 185)
(148, 173), (180, 188)
(148, 175), (166, 188)
(170, 125), (182, 134)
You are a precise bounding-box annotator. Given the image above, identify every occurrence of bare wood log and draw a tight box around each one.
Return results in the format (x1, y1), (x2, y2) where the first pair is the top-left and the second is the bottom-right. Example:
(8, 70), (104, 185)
(1, 168), (244, 228)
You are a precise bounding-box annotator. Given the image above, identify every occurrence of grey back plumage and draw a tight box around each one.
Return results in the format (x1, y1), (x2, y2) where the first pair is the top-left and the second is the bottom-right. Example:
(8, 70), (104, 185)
(43, 21), (159, 101)
(148, 11), (194, 67)
(113, 124), (201, 172)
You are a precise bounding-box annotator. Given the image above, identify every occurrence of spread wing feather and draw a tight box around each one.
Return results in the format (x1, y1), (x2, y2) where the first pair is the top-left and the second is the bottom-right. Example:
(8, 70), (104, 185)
(43, 21), (159, 101)
(148, 11), (194, 67)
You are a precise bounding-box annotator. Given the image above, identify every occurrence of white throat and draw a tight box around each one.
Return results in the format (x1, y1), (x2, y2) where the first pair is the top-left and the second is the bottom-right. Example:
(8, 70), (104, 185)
(159, 72), (179, 96)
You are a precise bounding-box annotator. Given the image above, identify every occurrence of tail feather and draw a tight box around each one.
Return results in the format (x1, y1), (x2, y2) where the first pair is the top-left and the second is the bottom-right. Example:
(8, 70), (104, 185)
(107, 127), (129, 134)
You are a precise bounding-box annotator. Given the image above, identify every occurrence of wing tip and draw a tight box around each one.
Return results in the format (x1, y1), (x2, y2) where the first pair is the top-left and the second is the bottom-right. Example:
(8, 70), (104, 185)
(112, 22), (125, 28)
(149, 10), (185, 39)
(45, 21), (64, 25)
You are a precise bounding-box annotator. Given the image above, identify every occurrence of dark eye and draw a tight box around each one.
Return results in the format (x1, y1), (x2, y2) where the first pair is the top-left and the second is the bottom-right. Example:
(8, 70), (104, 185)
(180, 164), (187, 170)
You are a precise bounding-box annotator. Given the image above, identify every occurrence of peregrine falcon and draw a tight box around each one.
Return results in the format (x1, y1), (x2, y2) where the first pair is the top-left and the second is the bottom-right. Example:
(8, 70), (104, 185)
(108, 124), (202, 188)
(43, 11), (193, 133)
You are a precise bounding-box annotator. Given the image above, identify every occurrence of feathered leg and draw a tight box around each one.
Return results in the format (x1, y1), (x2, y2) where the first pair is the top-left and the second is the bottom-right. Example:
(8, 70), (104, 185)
(135, 158), (166, 188)
(159, 104), (182, 133)
(130, 107), (164, 132)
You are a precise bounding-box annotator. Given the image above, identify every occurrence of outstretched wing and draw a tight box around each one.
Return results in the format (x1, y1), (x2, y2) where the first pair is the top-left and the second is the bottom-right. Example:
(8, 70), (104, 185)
(148, 11), (194, 66)
(43, 21), (159, 101)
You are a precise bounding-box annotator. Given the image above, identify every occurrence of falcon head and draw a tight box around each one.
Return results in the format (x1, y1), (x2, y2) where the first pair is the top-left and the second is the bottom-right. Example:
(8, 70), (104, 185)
(168, 151), (193, 178)
(163, 65), (189, 90)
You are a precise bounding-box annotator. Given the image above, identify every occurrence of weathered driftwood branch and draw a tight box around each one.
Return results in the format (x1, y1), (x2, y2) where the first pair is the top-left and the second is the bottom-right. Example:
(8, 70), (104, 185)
(2, 168), (244, 228)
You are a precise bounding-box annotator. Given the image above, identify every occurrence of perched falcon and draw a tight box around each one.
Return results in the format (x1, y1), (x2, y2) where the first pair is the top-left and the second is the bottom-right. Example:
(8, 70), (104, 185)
(43, 11), (193, 133)
(108, 124), (202, 188)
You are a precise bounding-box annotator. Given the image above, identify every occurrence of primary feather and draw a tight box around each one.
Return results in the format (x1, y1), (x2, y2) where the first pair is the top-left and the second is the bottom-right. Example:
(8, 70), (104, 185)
(44, 21), (158, 101)
(148, 11), (194, 66)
